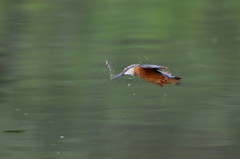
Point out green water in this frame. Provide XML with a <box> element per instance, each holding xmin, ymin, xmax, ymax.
<box><xmin>0</xmin><ymin>1</ymin><xmax>240</xmax><ymax>159</ymax></box>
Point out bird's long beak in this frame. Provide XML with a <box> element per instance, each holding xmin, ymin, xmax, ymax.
<box><xmin>111</xmin><ymin>71</ymin><xmax>124</xmax><ymax>80</ymax></box>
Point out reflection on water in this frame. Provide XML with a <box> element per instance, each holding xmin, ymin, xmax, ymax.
<box><xmin>0</xmin><ymin>0</ymin><xmax>240</xmax><ymax>159</ymax></box>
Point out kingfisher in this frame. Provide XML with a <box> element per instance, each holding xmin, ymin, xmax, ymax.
<box><xmin>111</xmin><ymin>64</ymin><xmax>181</xmax><ymax>87</ymax></box>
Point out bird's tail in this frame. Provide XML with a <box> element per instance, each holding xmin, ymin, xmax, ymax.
<box><xmin>166</xmin><ymin>76</ymin><xmax>182</xmax><ymax>86</ymax></box>
<box><xmin>174</xmin><ymin>76</ymin><xmax>181</xmax><ymax>80</ymax></box>
<box><xmin>174</xmin><ymin>76</ymin><xmax>181</xmax><ymax>86</ymax></box>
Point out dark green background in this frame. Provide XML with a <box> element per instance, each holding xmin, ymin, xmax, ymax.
<box><xmin>0</xmin><ymin>0</ymin><xmax>240</xmax><ymax>159</ymax></box>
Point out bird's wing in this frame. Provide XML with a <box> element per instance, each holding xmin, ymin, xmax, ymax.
<box><xmin>138</xmin><ymin>64</ymin><xmax>168</xmax><ymax>70</ymax></box>
<box><xmin>139</xmin><ymin>64</ymin><xmax>174</xmax><ymax>77</ymax></box>
<box><xmin>157</xmin><ymin>70</ymin><xmax>173</xmax><ymax>77</ymax></box>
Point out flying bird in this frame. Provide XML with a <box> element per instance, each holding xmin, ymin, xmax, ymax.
<box><xmin>111</xmin><ymin>64</ymin><xmax>181</xmax><ymax>87</ymax></box>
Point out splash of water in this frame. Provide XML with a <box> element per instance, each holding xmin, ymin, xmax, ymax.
<box><xmin>105</xmin><ymin>60</ymin><xmax>115</xmax><ymax>79</ymax></box>
<box><xmin>143</xmin><ymin>56</ymin><xmax>149</xmax><ymax>60</ymax></box>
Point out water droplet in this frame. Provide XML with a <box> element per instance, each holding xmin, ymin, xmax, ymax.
<box><xmin>15</xmin><ymin>108</ymin><xmax>20</xmax><ymax>111</ymax></box>
<box><xmin>127</xmin><ymin>83</ymin><xmax>131</xmax><ymax>86</ymax></box>
<box><xmin>144</xmin><ymin>56</ymin><xmax>149</xmax><ymax>60</ymax></box>
<box><xmin>23</xmin><ymin>113</ymin><xmax>28</xmax><ymax>116</ymax></box>
<box><xmin>60</xmin><ymin>136</ymin><xmax>64</xmax><ymax>139</ymax></box>
<box><xmin>133</xmin><ymin>93</ymin><xmax>136</xmax><ymax>95</ymax></box>
<box><xmin>211</xmin><ymin>37</ymin><xmax>218</xmax><ymax>43</ymax></box>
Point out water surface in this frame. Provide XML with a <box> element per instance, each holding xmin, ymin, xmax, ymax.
<box><xmin>0</xmin><ymin>1</ymin><xmax>240</xmax><ymax>159</ymax></box>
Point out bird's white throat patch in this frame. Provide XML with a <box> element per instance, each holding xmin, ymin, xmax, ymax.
<box><xmin>124</xmin><ymin>67</ymin><xmax>135</xmax><ymax>75</ymax></box>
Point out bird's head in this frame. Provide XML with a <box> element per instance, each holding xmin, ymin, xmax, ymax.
<box><xmin>111</xmin><ymin>64</ymin><xmax>138</xmax><ymax>80</ymax></box>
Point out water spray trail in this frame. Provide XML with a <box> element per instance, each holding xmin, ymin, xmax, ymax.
<box><xmin>105</xmin><ymin>60</ymin><xmax>115</xmax><ymax>79</ymax></box>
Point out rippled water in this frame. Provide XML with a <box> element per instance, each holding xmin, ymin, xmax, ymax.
<box><xmin>0</xmin><ymin>1</ymin><xmax>240</xmax><ymax>159</ymax></box>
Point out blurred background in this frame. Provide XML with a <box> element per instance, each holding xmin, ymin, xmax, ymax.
<box><xmin>0</xmin><ymin>0</ymin><xmax>240</xmax><ymax>159</ymax></box>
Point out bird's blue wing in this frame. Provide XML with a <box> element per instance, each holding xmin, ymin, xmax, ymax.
<box><xmin>157</xmin><ymin>70</ymin><xmax>175</xmax><ymax>78</ymax></box>
<box><xmin>138</xmin><ymin>65</ymin><xmax>166</xmax><ymax>69</ymax></box>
